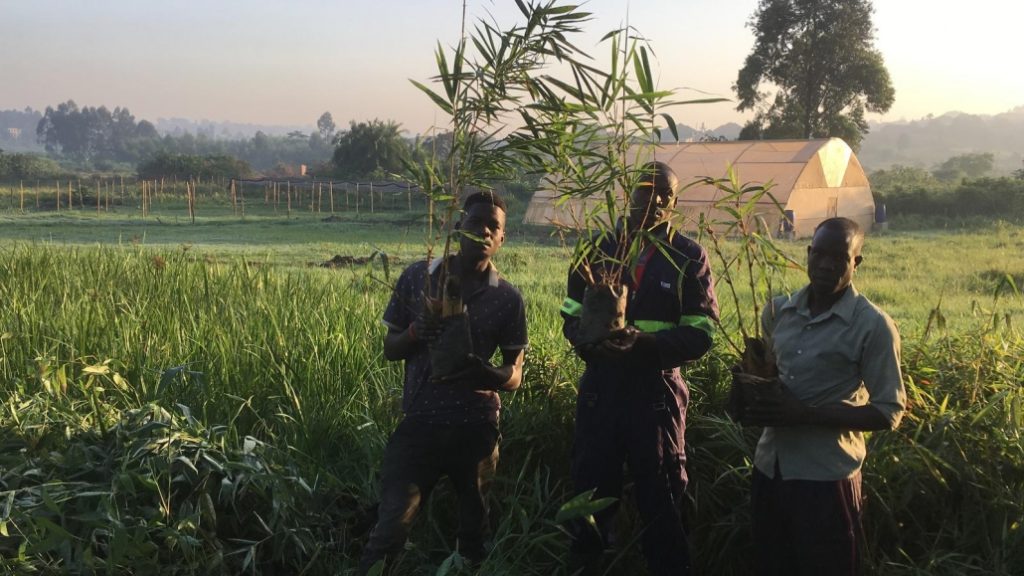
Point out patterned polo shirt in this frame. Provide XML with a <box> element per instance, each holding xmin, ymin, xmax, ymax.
<box><xmin>755</xmin><ymin>284</ymin><xmax>905</xmax><ymax>481</ymax></box>
<box><xmin>382</xmin><ymin>257</ymin><xmax>528</xmax><ymax>425</ymax></box>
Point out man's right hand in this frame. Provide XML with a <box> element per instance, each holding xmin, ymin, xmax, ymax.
<box><xmin>410</xmin><ymin>312</ymin><xmax>443</xmax><ymax>343</ymax></box>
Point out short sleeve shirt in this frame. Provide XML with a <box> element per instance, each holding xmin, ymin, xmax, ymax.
<box><xmin>382</xmin><ymin>258</ymin><xmax>528</xmax><ymax>424</ymax></box>
<box><xmin>754</xmin><ymin>285</ymin><xmax>905</xmax><ymax>481</ymax></box>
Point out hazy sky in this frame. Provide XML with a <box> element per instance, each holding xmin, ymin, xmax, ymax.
<box><xmin>2</xmin><ymin>0</ymin><xmax>1021</xmax><ymax>134</ymax></box>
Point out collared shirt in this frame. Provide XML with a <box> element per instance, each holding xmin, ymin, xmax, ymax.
<box><xmin>382</xmin><ymin>257</ymin><xmax>528</xmax><ymax>425</ymax></box>
<box><xmin>559</xmin><ymin>224</ymin><xmax>719</xmax><ymax>373</ymax></box>
<box><xmin>755</xmin><ymin>284</ymin><xmax>905</xmax><ymax>481</ymax></box>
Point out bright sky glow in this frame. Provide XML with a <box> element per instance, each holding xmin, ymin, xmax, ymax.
<box><xmin>1</xmin><ymin>0</ymin><xmax>1021</xmax><ymax>134</ymax></box>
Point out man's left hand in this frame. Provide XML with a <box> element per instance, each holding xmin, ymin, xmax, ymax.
<box><xmin>431</xmin><ymin>354</ymin><xmax>493</xmax><ymax>390</ymax></box>
<box><xmin>597</xmin><ymin>326</ymin><xmax>639</xmax><ymax>357</ymax></box>
<box><xmin>743</xmin><ymin>381</ymin><xmax>810</xmax><ymax>427</ymax></box>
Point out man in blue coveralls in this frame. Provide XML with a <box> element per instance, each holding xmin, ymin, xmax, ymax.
<box><xmin>560</xmin><ymin>161</ymin><xmax>719</xmax><ymax>576</ymax></box>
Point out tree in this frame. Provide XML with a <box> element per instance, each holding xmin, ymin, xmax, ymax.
<box><xmin>316</xmin><ymin>112</ymin><xmax>336</xmax><ymax>140</ymax></box>
<box><xmin>932</xmin><ymin>152</ymin><xmax>994</xmax><ymax>182</ymax></box>
<box><xmin>869</xmin><ymin>165</ymin><xmax>938</xmax><ymax>195</ymax></box>
<box><xmin>1014</xmin><ymin>159</ymin><xmax>1024</xmax><ymax>180</ymax></box>
<box><xmin>734</xmin><ymin>0</ymin><xmax>894</xmax><ymax>150</ymax></box>
<box><xmin>35</xmin><ymin>100</ymin><xmax>161</xmax><ymax>164</ymax></box>
<box><xmin>331</xmin><ymin>119</ymin><xmax>411</xmax><ymax>178</ymax></box>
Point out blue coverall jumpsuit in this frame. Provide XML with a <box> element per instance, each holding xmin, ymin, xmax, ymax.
<box><xmin>560</xmin><ymin>224</ymin><xmax>719</xmax><ymax>576</ymax></box>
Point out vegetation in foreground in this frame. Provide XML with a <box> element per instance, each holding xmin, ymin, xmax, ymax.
<box><xmin>0</xmin><ymin>219</ymin><xmax>1021</xmax><ymax>574</ymax></box>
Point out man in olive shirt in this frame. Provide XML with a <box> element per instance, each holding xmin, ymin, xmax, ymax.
<box><xmin>738</xmin><ymin>217</ymin><xmax>905</xmax><ymax>576</ymax></box>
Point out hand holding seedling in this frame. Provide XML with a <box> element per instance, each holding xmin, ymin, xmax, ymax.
<box><xmin>431</xmin><ymin>353</ymin><xmax>514</xmax><ymax>392</ymax></box>
<box><xmin>727</xmin><ymin>369</ymin><xmax>782</xmax><ymax>424</ymax></box>
<box><xmin>575</xmin><ymin>326</ymin><xmax>641</xmax><ymax>360</ymax></box>
<box><xmin>742</xmin><ymin>380</ymin><xmax>809</xmax><ymax>427</ymax></box>
<box><xmin>410</xmin><ymin>312</ymin><xmax>443</xmax><ymax>343</ymax></box>
<box><xmin>383</xmin><ymin>313</ymin><xmax>446</xmax><ymax>361</ymax></box>
<box><xmin>600</xmin><ymin>326</ymin><xmax>640</xmax><ymax>357</ymax></box>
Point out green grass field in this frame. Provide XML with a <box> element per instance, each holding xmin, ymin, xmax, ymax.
<box><xmin>0</xmin><ymin>209</ymin><xmax>1021</xmax><ymax>574</ymax></box>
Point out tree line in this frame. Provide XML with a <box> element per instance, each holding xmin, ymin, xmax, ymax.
<box><xmin>16</xmin><ymin>102</ymin><xmax>458</xmax><ymax>183</ymax></box>
<box><xmin>871</xmin><ymin>153</ymin><xmax>1024</xmax><ymax>221</ymax></box>
<box><xmin>12</xmin><ymin>0</ymin><xmax>1023</xmax><ymax>208</ymax></box>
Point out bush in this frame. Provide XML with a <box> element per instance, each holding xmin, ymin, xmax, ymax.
<box><xmin>0</xmin><ymin>151</ymin><xmax>62</xmax><ymax>180</ymax></box>
<box><xmin>137</xmin><ymin>152</ymin><xmax>252</xmax><ymax>180</ymax></box>
<box><xmin>876</xmin><ymin>177</ymin><xmax>1024</xmax><ymax>221</ymax></box>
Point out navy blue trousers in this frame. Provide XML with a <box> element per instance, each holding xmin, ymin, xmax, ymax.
<box><xmin>752</xmin><ymin>465</ymin><xmax>863</xmax><ymax>576</ymax></box>
<box><xmin>570</xmin><ymin>364</ymin><xmax>692</xmax><ymax>576</ymax></box>
<box><xmin>359</xmin><ymin>418</ymin><xmax>499</xmax><ymax>574</ymax></box>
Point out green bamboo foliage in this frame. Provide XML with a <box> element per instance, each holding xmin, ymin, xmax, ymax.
<box><xmin>692</xmin><ymin>167</ymin><xmax>803</xmax><ymax>357</ymax></box>
<box><xmin>406</xmin><ymin>0</ymin><xmax>605</xmax><ymax>296</ymax></box>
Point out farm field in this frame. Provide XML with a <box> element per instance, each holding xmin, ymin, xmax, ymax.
<box><xmin>0</xmin><ymin>211</ymin><xmax>1021</xmax><ymax>575</ymax></box>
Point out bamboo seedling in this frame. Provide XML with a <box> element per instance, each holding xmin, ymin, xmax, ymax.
<box><xmin>505</xmin><ymin>18</ymin><xmax>726</xmax><ymax>346</ymax></box>
<box><xmin>406</xmin><ymin>0</ymin><xmax>652</xmax><ymax>375</ymax></box>
<box><xmin>693</xmin><ymin>167</ymin><xmax>802</xmax><ymax>411</ymax></box>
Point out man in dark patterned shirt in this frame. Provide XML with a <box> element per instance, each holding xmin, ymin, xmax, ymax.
<box><xmin>359</xmin><ymin>191</ymin><xmax>528</xmax><ymax>574</ymax></box>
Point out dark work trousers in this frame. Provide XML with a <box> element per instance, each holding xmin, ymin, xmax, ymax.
<box><xmin>359</xmin><ymin>418</ymin><xmax>500</xmax><ymax>575</ymax></box>
<box><xmin>570</xmin><ymin>363</ymin><xmax>691</xmax><ymax>576</ymax></box>
<box><xmin>752</xmin><ymin>464</ymin><xmax>863</xmax><ymax>576</ymax></box>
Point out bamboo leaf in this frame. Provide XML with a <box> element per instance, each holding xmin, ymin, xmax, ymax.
<box><xmin>409</xmin><ymin>80</ymin><xmax>454</xmax><ymax>115</ymax></box>
<box><xmin>555</xmin><ymin>489</ymin><xmax>617</xmax><ymax>524</ymax></box>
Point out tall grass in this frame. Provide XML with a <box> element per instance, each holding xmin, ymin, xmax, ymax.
<box><xmin>0</xmin><ymin>237</ymin><xmax>1021</xmax><ymax>574</ymax></box>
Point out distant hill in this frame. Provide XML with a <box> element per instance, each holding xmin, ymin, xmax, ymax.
<box><xmin>154</xmin><ymin>118</ymin><xmax>313</xmax><ymax>139</ymax></box>
<box><xmin>858</xmin><ymin>106</ymin><xmax>1024</xmax><ymax>174</ymax></box>
<box><xmin>663</xmin><ymin>122</ymin><xmax>742</xmax><ymax>142</ymax></box>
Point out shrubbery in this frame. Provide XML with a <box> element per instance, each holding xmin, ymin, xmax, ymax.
<box><xmin>137</xmin><ymin>152</ymin><xmax>252</xmax><ymax>180</ymax></box>
<box><xmin>875</xmin><ymin>176</ymin><xmax>1024</xmax><ymax>221</ymax></box>
<box><xmin>0</xmin><ymin>150</ymin><xmax>62</xmax><ymax>180</ymax></box>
